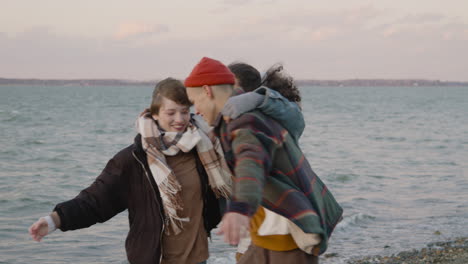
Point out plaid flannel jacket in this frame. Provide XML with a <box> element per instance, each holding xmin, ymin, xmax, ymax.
<box><xmin>214</xmin><ymin>106</ymin><xmax>343</xmax><ymax>255</ymax></box>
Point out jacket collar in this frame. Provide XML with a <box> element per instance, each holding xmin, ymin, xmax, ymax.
<box><xmin>213</xmin><ymin>87</ymin><xmax>245</xmax><ymax>134</ymax></box>
<box><xmin>133</xmin><ymin>134</ymin><xmax>147</xmax><ymax>160</ymax></box>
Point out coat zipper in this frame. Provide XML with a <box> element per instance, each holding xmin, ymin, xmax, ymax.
<box><xmin>132</xmin><ymin>151</ymin><xmax>165</xmax><ymax>263</ymax></box>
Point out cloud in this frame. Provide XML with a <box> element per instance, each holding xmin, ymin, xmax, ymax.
<box><xmin>341</xmin><ymin>5</ymin><xmax>384</xmax><ymax>25</ymax></box>
<box><xmin>396</xmin><ymin>13</ymin><xmax>446</xmax><ymax>24</ymax></box>
<box><xmin>1</xmin><ymin>6</ymin><xmax>468</xmax><ymax>81</ymax></box>
<box><xmin>114</xmin><ymin>22</ymin><xmax>169</xmax><ymax>40</ymax></box>
<box><xmin>221</xmin><ymin>0</ymin><xmax>277</xmax><ymax>6</ymax></box>
<box><xmin>222</xmin><ymin>0</ymin><xmax>254</xmax><ymax>5</ymax></box>
<box><xmin>211</xmin><ymin>0</ymin><xmax>278</xmax><ymax>13</ymax></box>
<box><xmin>219</xmin><ymin>5</ymin><xmax>385</xmax><ymax>43</ymax></box>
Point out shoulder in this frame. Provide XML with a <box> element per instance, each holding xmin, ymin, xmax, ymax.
<box><xmin>227</xmin><ymin>111</ymin><xmax>287</xmax><ymax>144</ymax></box>
<box><xmin>104</xmin><ymin>143</ymin><xmax>138</xmax><ymax>174</ymax></box>
<box><xmin>227</xmin><ymin>110</ymin><xmax>275</xmax><ymax>132</ymax></box>
<box><xmin>114</xmin><ymin>142</ymin><xmax>137</xmax><ymax>160</ymax></box>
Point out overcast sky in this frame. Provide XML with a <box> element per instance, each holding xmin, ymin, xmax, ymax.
<box><xmin>1</xmin><ymin>0</ymin><xmax>467</xmax><ymax>81</ymax></box>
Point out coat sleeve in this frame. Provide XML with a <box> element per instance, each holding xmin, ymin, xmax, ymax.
<box><xmin>54</xmin><ymin>155</ymin><xmax>129</xmax><ymax>231</ymax></box>
<box><xmin>226</xmin><ymin>114</ymin><xmax>275</xmax><ymax>217</ymax></box>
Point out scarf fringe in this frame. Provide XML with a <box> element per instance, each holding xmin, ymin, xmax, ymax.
<box><xmin>211</xmin><ymin>185</ymin><xmax>232</xmax><ymax>199</ymax></box>
<box><xmin>157</xmin><ymin>173</ymin><xmax>189</xmax><ymax>235</ymax></box>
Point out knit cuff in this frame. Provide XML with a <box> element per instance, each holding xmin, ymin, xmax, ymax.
<box><xmin>41</xmin><ymin>215</ymin><xmax>57</xmax><ymax>234</ymax></box>
<box><xmin>227</xmin><ymin>201</ymin><xmax>253</xmax><ymax>216</ymax></box>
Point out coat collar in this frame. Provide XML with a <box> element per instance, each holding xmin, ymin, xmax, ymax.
<box><xmin>213</xmin><ymin>87</ymin><xmax>245</xmax><ymax>133</ymax></box>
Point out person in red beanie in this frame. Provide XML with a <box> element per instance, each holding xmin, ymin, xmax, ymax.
<box><xmin>185</xmin><ymin>57</ymin><xmax>343</xmax><ymax>264</ymax></box>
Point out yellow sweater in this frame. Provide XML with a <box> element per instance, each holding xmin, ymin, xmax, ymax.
<box><xmin>249</xmin><ymin>207</ymin><xmax>298</xmax><ymax>251</ymax></box>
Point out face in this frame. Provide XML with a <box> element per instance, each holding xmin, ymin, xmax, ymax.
<box><xmin>152</xmin><ymin>97</ymin><xmax>190</xmax><ymax>132</ymax></box>
<box><xmin>186</xmin><ymin>87</ymin><xmax>217</xmax><ymax>126</ymax></box>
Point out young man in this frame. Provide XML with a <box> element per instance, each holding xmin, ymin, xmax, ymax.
<box><xmin>185</xmin><ymin>57</ymin><xmax>343</xmax><ymax>264</ymax></box>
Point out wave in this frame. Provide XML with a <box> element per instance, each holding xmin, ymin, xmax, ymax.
<box><xmin>336</xmin><ymin>213</ymin><xmax>376</xmax><ymax>232</ymax></box>
<box><xmin>24</xmin><ymin>139</ymin><xmax>45</xmax><ymax>145</ymax></box>
<box><xmin>1</xmin><ymin>110</ymin><xmax>21</xmax><ymax>121</ymax></box>
<box><xmin>327</xmin><ymin>173</ymin><xmax>360</xmax><ymax>183</ymax></box>
<box><xmin>368</xmin><ymin>135</ymin><xmax>407</xmax><ymax>142</ymax></box>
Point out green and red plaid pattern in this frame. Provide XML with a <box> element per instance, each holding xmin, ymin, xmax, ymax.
<box><xmin>214</xmin><ymin>110</ymin><xmax>343</xmax><ymax>255</ymax></box>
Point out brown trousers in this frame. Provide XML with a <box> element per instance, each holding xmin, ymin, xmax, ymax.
<box><xmin>238</xmin><ymin>244</ymin><xmax>319</xmax><ymax>264</ymax></box>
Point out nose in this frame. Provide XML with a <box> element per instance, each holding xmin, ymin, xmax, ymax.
<box><xmin>175</xmin><ymin>113</ymin><xmax>184</xmax><ymax>122</ymax></box>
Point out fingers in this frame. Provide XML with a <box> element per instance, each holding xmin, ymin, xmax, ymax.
<box><xmin>218</xmin><ymin>213</ymin><xmax>249</xmax><ymax>245</ymax></box>
<box><xmin>29</xmin><ymin>219</ymin><xmax>47</xmax><ymax>242</ymax></box>
<box><xmin>228</xmin><ymin>222</ymin><xmax>240</xmax><ymax>245</ymax></box>
<box><xmin>29</xmin><ymin>222</ymin><xmax>39</xmax><ymax>235</ymax></box>
<box><xmin>218</xmin><ymin>215</ymin><xmax>235</xmax><ymax>244</ymax></box>
<box><xmin>29</xmin><ymin>223</ymin><xmax>40</xmax><ymax>241</ymax></box>
<box><xmin>216</xmin><ymin>220</ymin><xmax>225</xmax><ymax>236</ymax></box>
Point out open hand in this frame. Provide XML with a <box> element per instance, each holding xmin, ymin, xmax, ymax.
<box><xmin>29</xmin><ymin>218</ymin><xmax>49</xmax><ymax>242</ymax></box>
<box><xmin>217</xmin><ymin>212</ymin><xmax>250</xmax><ymax>245</ymax></box>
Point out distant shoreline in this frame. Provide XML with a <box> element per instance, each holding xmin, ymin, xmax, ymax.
<box><xmin>1</xmin><ymin>78</ymin><xmax>467</xmax><ymax>87</ymax></box>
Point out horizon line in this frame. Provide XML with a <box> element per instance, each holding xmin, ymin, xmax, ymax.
<box><xmin>2</xmin><ymin>77</ymin><xmax>468</xmax><ymax>83</ymax></box>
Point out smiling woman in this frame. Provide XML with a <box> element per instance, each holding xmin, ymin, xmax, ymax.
<box><xmin>28</xmin><ymin>77</ymin><xmax>233</xmax><ymax>264</ymax></box>
<box><xmin>150</xmin><ymin>78</ymin><xmax>191</xmax><ymax>132</ymax></box>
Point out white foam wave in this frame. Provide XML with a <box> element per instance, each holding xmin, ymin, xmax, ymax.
<box><xmin>336</xmin><ymin>213</ymin><xmax>376</xmax><ymax>231</ymax></box>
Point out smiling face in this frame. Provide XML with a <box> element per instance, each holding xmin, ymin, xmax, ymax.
<box><xmin>152</xmin><ymin>97</ymin><xmax>190</xmax><ymax>132</ymax></box>
<box><xmin>186</xmin><ymin>87</ymin><xmax>218</xmax><ymax>126</ymax></box>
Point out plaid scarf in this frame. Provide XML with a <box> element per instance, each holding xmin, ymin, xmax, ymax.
<box><xmin>136</xmin><ymin>113</ymin><xmax>232</xmax><ymax>235</ymax></box>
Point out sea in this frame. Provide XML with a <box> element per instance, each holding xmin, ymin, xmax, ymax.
<box><xmin>1</xmin><ymin>85</ymin><xmax>467</xmax><ymax>263</ymax></box>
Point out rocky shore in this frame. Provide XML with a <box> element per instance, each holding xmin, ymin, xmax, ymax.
<box><xmin>345</xmin><ymin>237</ymin><xmax>468</xmax><ymax>264</ymax></box>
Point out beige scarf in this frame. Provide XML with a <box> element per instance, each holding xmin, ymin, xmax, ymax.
<box><xmin>136</xmin><ymin>113</ymin><xmax>232</xmax><ymax>235</ymax></box>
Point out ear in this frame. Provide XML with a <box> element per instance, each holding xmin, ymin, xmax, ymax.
<box><xmin>152</xmin><ymin>114</ymin><xmax>158</xmax><ymax>120</ymax></box>
<box><xmin>202</xmin><ymin>85</ymin><xmax>214</xmax><ymax>98</ymax></box>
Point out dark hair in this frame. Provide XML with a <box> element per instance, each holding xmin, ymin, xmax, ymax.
<box><xmin>228</xmin><ymin>62</ymin><xmax>261</xmax><ymax>92</ymax></box>
<box><xmin>261</xmin><ymin>64</ymin><xmax>301</xmax><ymax>104</ymax></box>
<box><xmin>150</xmin><ymin>78</ymin><xmax>191</xmax><ymax>115</ymax></box>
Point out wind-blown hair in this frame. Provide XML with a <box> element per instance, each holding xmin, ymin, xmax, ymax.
<box><xmin>261</xmin><ymin>64</ymin><xmax>301</xmax><ymax>104</ymax></box>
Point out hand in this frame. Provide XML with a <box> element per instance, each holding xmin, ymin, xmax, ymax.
<box><xmin>217</xmin><ymin>212</ymin><xmax>250</xmax><ymax>245</ymax></box>
<box><xmin>29</xmin><ymin>218</ymin><xmax>49</xmax><ymax>242</ymax></box>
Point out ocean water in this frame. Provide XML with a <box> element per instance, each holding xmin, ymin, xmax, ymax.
<box><xmin>1</xmin><ymin>85</ymin><xmax>467</xmax><ymax>263</ymax></box>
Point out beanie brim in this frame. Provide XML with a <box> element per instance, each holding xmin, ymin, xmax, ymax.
<box><xmin>184</xmin><ymin>73</ymin><xmax>235</xmax><ymax>87</ymax></box>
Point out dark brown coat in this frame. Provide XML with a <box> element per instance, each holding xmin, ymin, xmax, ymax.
<box><xmin>54</xmin><ymin>134</ymin><xmax>222</xmax><ymax>263</ymax></box>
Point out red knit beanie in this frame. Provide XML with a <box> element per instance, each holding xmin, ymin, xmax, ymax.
<box><xmin>184</xmin><ymin>57</ymin><xmax>235</xmax><ymax>87</ymax></box>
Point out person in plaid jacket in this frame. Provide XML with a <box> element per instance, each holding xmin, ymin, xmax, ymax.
<box><xmin>185</xmin><ymin>57</ymin><xmax>343</xmax><ymax>264</ymax></box>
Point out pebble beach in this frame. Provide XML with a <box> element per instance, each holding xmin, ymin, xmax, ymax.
<box><xmin>345</xmin><ymin>237</ymin><xmax>468</xmax><ymax>264</ymax></box>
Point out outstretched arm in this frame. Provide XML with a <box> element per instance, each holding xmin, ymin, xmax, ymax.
<box><xmin>28</xmin><ymin>156</ymin><xmax>128</xmax><ymax>241</ymax></box>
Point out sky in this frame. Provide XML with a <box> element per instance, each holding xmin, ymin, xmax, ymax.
<box><xmin>1</xmin><ymin>0</ymin><xmax>468</xmax><ymax>81</ymax></box>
